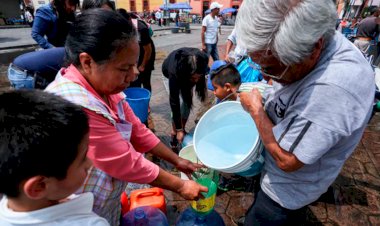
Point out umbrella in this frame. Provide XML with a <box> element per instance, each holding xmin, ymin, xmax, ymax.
<box><xmin>159</xmin><ymin>2</ymin><xmax>192</xmax><ymax>10</ymax></box>
<box><xmin>171</xmin><ymin>2</ymin><xmax>192</xmax><ymax>10</ymax></box>
<box><xmin>221</xmin><ymin>7</ymin><xmax>237</xmax><ymax>14</ymax></box>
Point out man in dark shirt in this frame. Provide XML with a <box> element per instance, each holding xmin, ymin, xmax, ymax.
<box><xmin>130</xmin><ymin>17</ymin><xmax>156</xmax><ymax>93</ymax></box>
<box><xmin>354</xmin><ymin>7</ymin><xmax>380</xmax><ymax>53</ymax></box>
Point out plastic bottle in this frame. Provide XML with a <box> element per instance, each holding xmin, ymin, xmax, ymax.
<box><xmin>176</xmin><ymin>207</ymin><xmax>225</xmax><ymax>226</ymax></box>
<box><xmin>122</xmin><ymin>206</ymin><xmax>169</xmax><ymax>226</ymax></box>
<box><xmin>176</xmin><ymin>178</ymin><xmax>225</xmax><ymax>226</ymax></box>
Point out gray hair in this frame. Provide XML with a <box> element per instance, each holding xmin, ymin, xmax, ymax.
<box><xmin>236</xmin><ymin>0</ymin><xmax>337</xmax><ymax>65</ymax></box>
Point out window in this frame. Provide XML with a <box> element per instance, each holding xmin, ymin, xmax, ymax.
<box><xmin>143</xmin><ymin>0</ymin><xmax>149</xmax><ymax>11</ymax></box>
<box><xmin>130</xmin><ymin>0</ymin><xmax>136</xmax><ymax>12</ymax></box>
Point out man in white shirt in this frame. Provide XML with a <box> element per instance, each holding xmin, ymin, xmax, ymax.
<box><xmin>155</xmin><ymin>10</ymin><xmax>162</xmax><ymax>26</ymax></box>
<box><xmin>201</xmin><ymin>2</ymin><xmax>223</xmax><ymax>61</ymax></box>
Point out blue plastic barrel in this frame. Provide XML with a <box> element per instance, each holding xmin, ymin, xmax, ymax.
<box><xmin>122</xmin><ymin>206</ymin><xmax>169</xmax><ymax>226</ymax></box>
<box><xmin>176</xmin><ymin>207</ymin><xmax>225</xmax><ymax>226</ymax></box>
<box><xmin>123</xmin><ymin>88</ymin><xmax>151</xmax><ymax>123</ymax></box>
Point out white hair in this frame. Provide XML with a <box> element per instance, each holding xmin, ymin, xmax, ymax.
<box><xmin>236</xmin><ymin>0</ymin><xmax>337</xmax><ymax>65</ymax></box>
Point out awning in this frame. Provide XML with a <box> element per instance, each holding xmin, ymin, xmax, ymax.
<box><xmin>221</xmin><ymin>7</ymin><xmax>237</xmax><ymax>14</ymax></box>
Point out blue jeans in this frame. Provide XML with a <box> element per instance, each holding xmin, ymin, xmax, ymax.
<box><xmin>244</xmin><ymin>189</ymin><xmax>307</xmax><ymax>226</ymax></box>
<box><xmin>7</xmin><ymin>63</ymin><xmax>35</xmax><ymax>89</ymax></box>
<box><xmin>205</xmin><ymin>43</ymin><xmax>219</xmax><ymax>61</ymax></box>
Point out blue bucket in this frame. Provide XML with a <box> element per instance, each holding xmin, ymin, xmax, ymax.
<box><xmin>193</xmin><ymin>101</ymin><xmax>264</xmax><ymax>177</ymax></box>
<box><xmin>123</xmin><ymin>88</ymin><xmax>151</xmax><ymax>123</ymax></box>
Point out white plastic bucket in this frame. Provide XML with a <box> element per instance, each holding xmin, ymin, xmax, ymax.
<box><xmin>193</xmin><ymin>101</ymin><xmax>264</xmax><ymax>176</ymax></box>
<box><xmin>178</xmin><ymin>145</ymin><xmax>219</xmax><ymax>182</ymax></box>
<box><xmin>179</xmin><ymin>145</ymin><xmax>199</xmax><ymax>180</ymax></box>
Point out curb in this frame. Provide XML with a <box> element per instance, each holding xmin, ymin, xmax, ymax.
<box><xmin>0</xmin><ymin>25</ymin><xmax>30</xmax><ymax>29</ymax></box>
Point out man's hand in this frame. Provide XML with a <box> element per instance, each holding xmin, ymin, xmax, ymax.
<box><xmin>177</xmin><ymin>180</ymin><xmax>208</xmax><ymax>200</ymax></box>
<box><xmin>201</xmin><ymin>44</ymin><xmax>207</xmax><ymax>52</ymax></box>
<box><xmin>239</xmin><ymin>88</ymin><xmax>263</xmax><ymax>117</ymax></box>
<box><xmin>175</xmin><ymin>157</ymin><xmax>204</xmax><ymax>179</ymax></box>
<box><xmin>224</xmin><ymin>54</ymin><xmax>231</xmax><ymax>62</ymax></box>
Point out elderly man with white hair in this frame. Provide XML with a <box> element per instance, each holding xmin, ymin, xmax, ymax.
<box><xmin>236</xmin><ymin>0</ymin><xmax>375</xmax><ymax>225</ymax></box>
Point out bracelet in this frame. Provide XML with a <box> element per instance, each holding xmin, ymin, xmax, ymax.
<box><xmin>176</xmin><ymin>128</ymin><xmax>184</xmax><ymax>132</ymax></box>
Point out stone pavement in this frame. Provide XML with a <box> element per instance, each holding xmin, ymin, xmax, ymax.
<box><xmin>0</xmin><ymin>43</ymin><xmax>379</xmax><ymax>226</ymax></box>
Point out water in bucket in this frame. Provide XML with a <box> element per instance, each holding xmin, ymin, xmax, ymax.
<box><xmin>194</xmin><ymin>101</ymin><xmax>264</xmax><ymax>176</ymax></box>
<box><xmin>123</xmin><ymin>88</ymin><xmax>151</xmax><ymax>123</ymax></box>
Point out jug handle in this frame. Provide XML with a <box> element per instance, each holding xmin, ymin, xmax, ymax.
<box><xmin>136</xmin><ymin>188</ymin><xmax>163</xmax><ymax>198</ymax></box>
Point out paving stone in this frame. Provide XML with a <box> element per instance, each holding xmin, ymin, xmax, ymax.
<box><xmin>214</xmin><ymin>192</ymin><xmax>230</xmax><ymax>214</ymax></box>
<box><xmin>164</xmin><ymin>189</ymin><xmax>186</xmax><ymax>202</ymax></box>
<box><xmin>353</xmin><ymin>173</ymin><xmax>380</xmax><ymax>191</ymax></box>
<box><xmin>326</xmin><ymin>204</ymin><xmax>369</xmax><ymax>226</ymax></box>
<box><xmin>350</xmin><ymin>147</ymin><xmax>372</xmax><ymax>163</ymax></box>
<box><xmin>226</xmin><ymin>193</ymin><xmax>253</xmax><ymax>223</ymax></box>
<box><xmin>341</xmin><ymin>157</ymin><xmax>365</xmax><ymax>175</ymax></box>
<box><xmin>368</xmin><ymin>215</ymin><xmax>380</xmax><ymax>226</ymax></box>
<box><xmin>308</xmin><ymin>202</ymin><xmax>328</xmax><ymax>221</ymax></box>
<box><xmin>219</xmin><ymin>213</ymin><xmax>235</xmax><ymax>226</ymax></box>
<box><xmin>364</xmin><ymin>162</ymin><xmax>380</xmax><ymax>178</ymax></box>
<box><xmin>166</xmin><ymin>200</ymin><xmax>189</xmax><ymax>225</ymax></box>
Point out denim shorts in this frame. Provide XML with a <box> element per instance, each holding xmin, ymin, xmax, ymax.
<box><xmin>7</xmin><ymin>63</ymin><xmax>35</xmax><ymax>89</ymax></box>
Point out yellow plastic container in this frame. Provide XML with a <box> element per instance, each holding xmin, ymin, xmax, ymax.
<box><xmin>191</xmin><ymin>178</ymin><xmax>217</xmax><ymax>216</ymax></box>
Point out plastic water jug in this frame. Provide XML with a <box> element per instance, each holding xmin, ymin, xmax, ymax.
<box><xmin>176</xmin><ymin>207</ymin><xmax>225</xmax><ymax>226</ymax></box>
<box><xmin>129</xmin><ymin>187</ymin><xmax>166</xmax><ymax>214</ymax></box>
<box><xmin>122</xmin><ymin>206</ymin><xmax>169</xmax><ymax>226</ymax></box>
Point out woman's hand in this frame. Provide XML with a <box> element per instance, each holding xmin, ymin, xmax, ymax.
<box><xmin>178</xmin><ymin>180</ymin><xmax>208</xmax><ymax>200</ymax></box>
<box><xmin>175</xmin><ymin>157</ymin><xmax>204</xmax><ymax>179</ymax></box>
<box><xmin>239</xmin><ymin>88</ymin><xmax>263</xmax><ymax>117</ymax></box>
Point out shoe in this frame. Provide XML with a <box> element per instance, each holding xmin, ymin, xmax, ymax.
<box><xmin>170</xmin><ymin>135</ymin><xmax>180</xmax><ymax>154</ymax></box>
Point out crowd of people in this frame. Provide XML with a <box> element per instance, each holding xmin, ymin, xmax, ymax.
<box><xmin>1</xmin><ymin>0</ymin><xmax>378</xmax><ymax>226</ymax></box>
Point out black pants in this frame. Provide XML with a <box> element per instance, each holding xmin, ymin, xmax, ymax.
<box><xmin>130</xmin><ymin>69</ymin><xmax>152</xmax><ymax>92</ymax></box>
<box><xmin>244</xmin><ymin>189</ymin><xmax>307</xmax><ymax>226</ymax></box>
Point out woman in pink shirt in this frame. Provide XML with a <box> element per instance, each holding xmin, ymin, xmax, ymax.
<box><xmin>46</xmin><ymin>9</ymin><xmax>207</xmax><ymax>226</ymax></box>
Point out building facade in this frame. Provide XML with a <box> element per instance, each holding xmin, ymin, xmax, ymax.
<box><xmin>117</xmin><ymin>0</ymin><xmax>242</xmax><ymax>15</ymax></box>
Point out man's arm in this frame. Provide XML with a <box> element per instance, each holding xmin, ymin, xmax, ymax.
<box><xmin>138</xmin><ymin>23</ymin><xmax>152</xmax><ymax>72</ymax></box>
<box><xmin>201</xmin><ymin>26</ymin><xmax>207</xmax><ymax>51</ymax></box>
<box><xmin>139</xmin><ymin>43</ymin><xmax>152</xmax><ymax>72</ymax></box>
<box><xmin>224</xmin><ymin>39</ymin><xmax>234</xmax><ymax>62</ymax></box>
<box><xmin>240</xmin><ymin>89</ymin><xmax>304</xmax><ymax>172</ymax></box>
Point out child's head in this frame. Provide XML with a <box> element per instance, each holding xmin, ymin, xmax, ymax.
<box><xmin>0</xmin><ymin>90</ymin><xmax>90</xmax><ymax>201</ymax></box>
<box><xmin>208</xmin><ymin>60</ymin><xmax>241</xmax><ymax>100</ymax></box>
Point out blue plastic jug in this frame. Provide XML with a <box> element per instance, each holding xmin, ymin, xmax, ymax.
<box><xmin>176</xmin><ymin>207</ymin><xmax>225</xmax><ymax>226</ymax></box>
<box><xmin>122</xmin><ymin>206</ymin><xmax>169</xmax><ymax>226</ymax></box>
